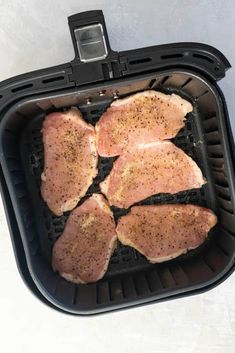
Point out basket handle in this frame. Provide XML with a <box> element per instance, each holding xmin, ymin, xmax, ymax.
<box><xmin>68</xmin><ymin>10</ymin><xmax>112</xmax><ymax>63</ymax></box>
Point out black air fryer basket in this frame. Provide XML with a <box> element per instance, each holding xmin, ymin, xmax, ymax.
<box><xmin>0</xmin><ymin>10</ymin><xmax>235</xmax><ymax>315</ymax></box>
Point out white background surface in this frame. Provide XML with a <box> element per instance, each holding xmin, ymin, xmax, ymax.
<box><xmin>0</xmin><ymin>1</ymin><xmax>235</xmax><ymax>352</ymax></box>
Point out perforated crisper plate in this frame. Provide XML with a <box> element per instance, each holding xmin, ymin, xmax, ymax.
<box><xmin>20</xmin><ymin>85</ymin><xmax>210</xmax><ymax>278</ymax></box>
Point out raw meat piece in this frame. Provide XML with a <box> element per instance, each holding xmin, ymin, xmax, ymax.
<box><xmin>52</xmin><ymin>194</ymin><xmax>117</xmax><ymax>284</ymax></box>
<box><xmin>117</xmin><ymin>204</ymin><xmax>217</xmax><ymax>263</ymax></box>
<box><xmin>41</xmin><ymin>108</ymin><xmax>98</xmax><ymax>216</ymax></box>
<box><xmin>100</xmin><ymin>141</ymin><xmax>206</xmax><ymax>208</ymax></box>
<box><xmin>96</xmin><ymin>90</ymin><xmax>193</xmax><ymax>157</ymax></box>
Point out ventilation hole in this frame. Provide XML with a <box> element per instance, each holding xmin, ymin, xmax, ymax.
<box><xmin>72</xmin><ymin>285</ymin><xmax>78</xmax><ymax>305</ymax></box>
<box><xmin>186</xmin><ymin>122</ymin><xmax>192</xmax><ymax>130</ymax></box>
<box><xmin>178</xmin><ymin>143</ymin><xmax>188</xmax><ymax>148</ymax></box>
<box><xmin>181</xmin><ymin>78</ymin><xmax>192</xmax><ymax>88</ymax></box>
<box><xmin>204</xmin><ymin>113</ymin><xmax>216</xmax><ymax>121</ymax></box>
<box><xmin>32</xmin><ymin>167</ymin><xmax>37</xmax><ymax>176</ymax></box>
<box><xmin>129</xmin><ymin>57</ymin><xmax>152</xmax><ymax>65</ymax></box>
<box><xmin>215</xmin><ymin>179</ymin><xmax>228</xmax><ymax>188</ymax></box>
<box><xmin>53</xmin><ymin>220</ymin><xmax>62</xmax><ymax>226</ymax></box>
<box><xmin>30</xmin><ymin>155</ymin><xmax>36</xmax><ymax>164</ymax></box>
<box><xmin>14</xmin><ymin>179</ymin><xmax>24</xmax><ymax>187</ymax></box>
<box><xmin>209</xmin><ymin>151</ymin><xmax>223</xmax><ymax>158</ymax></box>
<box><xmin>11</xmin><ymin>83</ymin><xmax>33</xmax><ymax>93</ymax></box>
<box><xmin>210</xmin><ymin>159</ymin><xmax>224</xmax><ymax>170</ymax></box>
<box><xmin>90</xmin><ymin>109</ymin><xmax>99</xmax><ymax>115</ymax></box>
<box><xmin>219</xmin><ymin>201</ymin><xmax>234</xmax><ymax>215</ymax></box>
<box><xmin>189</xmin><ymin>135</ymin><xmax>194</xmax><ymax>142</ymax></box>
<box><xmin>175</xmin><ymin>135</ymin><xmax>185</xmax><ymax>141</ymax></box>
<box><xmin>203</xmin><ymin>258</ymin><xmax>216</xmax><ymax>272</ymax></box>
<box><xmin>195</xmin><ymin>90</ymin><xmax>209</xmax><ymax>99</ymax></box>
<box><xmin>120</xmin><ymin>280</ymin><xmax>126</xmax><ymax>299</ymax></box>
<box><xmin>7</xmin><ymin>157</ymin><xmax>20</xmax><ymax>171</ymax></box>
<box><xmin>110</xmin><ymin>257</ymin><xmax>119</xmax><ymax>264</ymax></box>
<box><xmin>97</xmin><ymin>282</ymin><xmax>110</xmax><ymax>304</ymax></box>
<box><xmin>161</xmin><ymin>75</ymin><xmax>170</xmax><ymax>85</ymax></box>
<box><xmin>110</xmin><ymin>280</ymin><xmax>124</xmax><ymax>301</ymax></box>
<box><xmin>121</xmin><ymin>248</ymin><xmax>129</xmax><ymax>255</ymax></box>
<box><xmin>33</xmin><ymin>136</ymin><xmax>41</xmax><ymax>142</ymax></box>
<box><xmin>177</xmin><ymin>193</ymin><xmax>188</xmax><ymax>199</ymax></box>
<box><xmin>0</xmin><ymin>94</ymin><xmax>2</xmax><ymax>99</ymax></box>
<box><xmin>145</xmin><ymin>271</ymin><xmax>162</xmax><ymax>291</ymax></box>
<box><xmin>54</xmin><ymin>228</ymin><xmax>64</xmax><ymax>234</ymax></box>
<box><xmin>206</xmin><ymin>139</ymin><xmax>221</xmax><ymax>146</ymax></box>
<box><xmin>145</xmin><ymin>273</ymin><xmax>155</xmax><ymax>292</ymax></box>
<box><xmin>53</xmin><ymin>276</ymin><xmax>60</xmax><ymax>295</ymax></box>
<box><xmin>217</xmin><ymin>192</ymin><xmax>231</xmax><ymax>201</ymax></box>
<box><xmin>133</xmin><ymin>276</ymin><xmax>150</xmax><ymax>296</ymax></box>
<box><xmin>164</xmin><ymin>195</ymin><xmax>174</xmax><ymax>201</ymax></box>
<box><xmin>219</xmin><ymin>205</ymin><xmax>234</xmax><ymax>215</ymax></box>
<box><xmin>161</xmin><ymin>53</ymin><xmax>183</xmax><ymax>59</ymax></box>
<box><xmin>159</xmin><ymin>269</ymin><xmax>176</xmax><ymax>288</ymax></box>
<box><xmin>193</xmin><ymin>53</ymin><xmax>214</xmax><ymax>64</ymax></box>
<box><xmin>200</xmin><ymin>189</ymin><xmax>205</xmax><ymax>196</ymax></box>
<box><xmin>149</xmin><ymin>78</ymin><xmax>156</xmax><ymax>88</ymax></box>
<box><xmin>42</xmin><ymin>76</ymin><xmax>65</xmax><ymax>84</ymax></box>
<box><xmin>216</xmin><ymin>242</ymin><xmax>229</xmax><ymax>256</ymax></box>
<box><xmin>204</xmin><ymin>125</ymin><xmax>218</xmax><ymax>133</ymax></box>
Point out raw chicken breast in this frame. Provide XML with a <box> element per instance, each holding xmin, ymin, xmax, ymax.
<box><xmin>52</xmin><ymin>194</ymin><xmax>117</xmax><ymax>284</ymax></box>
<box><xmin>96</xmin><ymin>90</ymin><xmax>193</xmax><ymax>157</ymax></box>
<box><xmin>100</xmin><ymin>141</ymin><xmax>205</xmax><ymax>209</ymax></box>
<box><xmin>41</xmin><ymin>108</ymin><xmax>98</xmax><ymax>216</ymax></box>
<box><xmin>117</xmin><ymin>204</ymin><xmax>217</xmax><ymax>263</ymax></box>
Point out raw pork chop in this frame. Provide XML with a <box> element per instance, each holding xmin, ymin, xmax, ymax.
<box><xmin>41</xmin><ymin>108</ymin><xmax>98</xmax><ymax>216</ymax></box>
<box><xmin>52</xmin><ymin>194</ymin><xmax>117</xmax><ymax>284</ymax></box>
<box><xmin>96</xmin><ymin>90</ymin><xmax>193</xmax><ymax>157</ymax></box>
<box><xmin>117</xmin><ymin>204</ymin><xmax>217</xmax><ymax>263</ymax></box>
<box><xmin>100</xmin><ymin>141</ymin><xmax>205</xmax><ymax>209</ymax></box>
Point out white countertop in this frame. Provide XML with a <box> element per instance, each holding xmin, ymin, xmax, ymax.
<box><xmin>0</xmin><ymin>1</ymin><xmax>235</xmax><ymax>352</ymax></box>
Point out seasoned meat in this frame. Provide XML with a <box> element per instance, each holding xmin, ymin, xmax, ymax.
<box><xmin>96</xmin><ymin>90</ymin><xmax>193</xmax><ymax>157</ymax></box>
<box><xmin>41</xmin><ymin>108</ymin><xmax>98</xmax><ymax>216</ymax></box>
<box><xmin>100</xmin><ymin>141</ymin><xmax>205</xmax><ymax>209</ymax></box>
<box><xmin>117</xmin><ymin>204</ymin><xmax>217</xmax><ymax>263</ymax></box>
<box><xmin>52</xmin><ymin>194</ymin><xmax>117</xmax><ymax>284</ymax></box>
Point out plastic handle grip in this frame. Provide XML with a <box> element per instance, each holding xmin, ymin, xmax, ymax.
<box><xmin>68</xmin><ymin>10</ymin><xmax>112</xmax><ymax>62</ymax></box>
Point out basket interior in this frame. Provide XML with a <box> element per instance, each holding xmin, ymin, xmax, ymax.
<box><xmin>1</xmin><ymin>70</ymin><xmax>235</xmax><ymax>314</ymax></box>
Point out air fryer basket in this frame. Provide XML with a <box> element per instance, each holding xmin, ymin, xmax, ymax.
<box><xmin>0</xmin><ymin>11</ymin><xmax>234</xmax><ymax>314</ymax></box>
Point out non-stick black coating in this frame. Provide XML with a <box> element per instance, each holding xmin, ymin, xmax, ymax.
<box><xmin>1</xmin><ymin>70</ymin><xmax>234</xmax><ymax>314</ymax></box>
